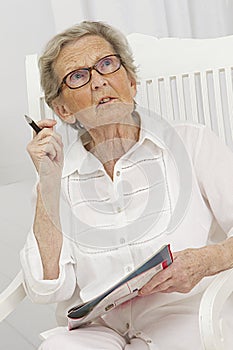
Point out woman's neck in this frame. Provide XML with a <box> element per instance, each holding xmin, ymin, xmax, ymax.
<box><xmin>85</xmin><ymin>114</ymin><xmax>140</xmax><ymax>179</ymax></box>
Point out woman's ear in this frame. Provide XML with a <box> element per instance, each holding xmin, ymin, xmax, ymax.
<box><xmin>52</xmin><ymin>99</ymin><xmax>76</xmax><ymax>124</ymax></box>
<box><xmin>130</xmin><ymin>77</ymin><xmax>137</xmax><ymax>98</ymax></box>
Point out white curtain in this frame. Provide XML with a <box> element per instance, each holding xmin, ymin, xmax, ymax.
<box><xmin>51</xmin><ymin>0</ymin><xmax>233</xmax><ymax>38</ymax></box>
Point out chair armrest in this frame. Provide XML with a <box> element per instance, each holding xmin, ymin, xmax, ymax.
<box><xmin>0</xmin><ymin>270</ymin><xmax>26</xmax><ymax>321</ymax></box>
<box><xmin>199</xmin><ymin>268</ymin><xmax>233</xmax><ymax>350</ymax></box>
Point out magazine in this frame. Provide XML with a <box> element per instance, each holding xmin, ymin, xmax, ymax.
<box><xmin>67</xmin><ymin>244</ymin><xmax>173</xmax><ymax>330</ymax></box>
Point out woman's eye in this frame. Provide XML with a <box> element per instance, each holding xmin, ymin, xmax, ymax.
<box><xmin>70</xmin><ymin>71</ymin><xmax>84</xmax><ymax>82</ymax></box>
<box><xmin>99</xmin><ymin>58</ymin><xmax>113</xmax><ymax>71</ymax></box>
<box><xmin>102</xmin><ymin>59</ymin><xmax>112</xmax><ymax>67</ymax></box>
<box><xmin>103</xmin><ymin>59</ymin><xmax>112</xmax><ymax>66</ymax></box>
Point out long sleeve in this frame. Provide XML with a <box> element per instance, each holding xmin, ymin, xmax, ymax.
<box><xmin>20</xmin><ymin>230</ymin><xmax>76</xmax><ymax>303</ymax></box>
<box><xmin>194</xmin><ymin>126</ymin><xmax>233</xmax><ymax>237</ymax></box>
<box><xmin>20</xmin><ymin>184</ymin><xmax>77</xmax><ymax>304</ymax></box>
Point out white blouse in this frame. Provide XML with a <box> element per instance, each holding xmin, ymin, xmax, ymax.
<box><xmin>20</xmin><ymin>110</ymin><xmax>233</xmax><ymax>347</ymax></box>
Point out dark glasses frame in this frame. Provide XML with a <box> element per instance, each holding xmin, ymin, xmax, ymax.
<box><xmin>56</xmin><ymin>54</ymin><xmax>122</xmax><ymax>96</ymax></box>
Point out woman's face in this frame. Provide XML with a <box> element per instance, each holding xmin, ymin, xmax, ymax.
<box><xmin>53</xmin><ymin>35</ymin><xmax>137</xmax><ymax>129</ymax></box>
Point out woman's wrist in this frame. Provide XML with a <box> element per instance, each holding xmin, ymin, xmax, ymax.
<box><xmin>37</xmin><ymin>175</ymin><xmax>61</xmax><ymax>199</ymax></box>
<box><xmin>36</xmin><ymin>181</ymin><xmax>61</xmax><ymax>226</ymax></box>
<box><xmin>199</xmin><ymin>238</ymin><xmax>233</xmax><ymax>277</ymax></box>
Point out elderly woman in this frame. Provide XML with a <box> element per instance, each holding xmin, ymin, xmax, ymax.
<box><xmin>21</xmin><ymin>21</ymin><xmax>233</xmax><ymax>350</ymax></box>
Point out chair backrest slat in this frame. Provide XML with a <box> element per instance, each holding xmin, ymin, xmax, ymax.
<box><xmin>188</xmin><ymin>73</ymin><xmax>199</xmax><ymax>124</ymax></box>
<box><xmin>225</xmin><ymin>67</ymin><xmax>233</xmax><ymax>148</ymax></box>
<box><xmin>213</xmin><ymin>69</ymin><xmax>225</xmax><ymax>141</ymax></box>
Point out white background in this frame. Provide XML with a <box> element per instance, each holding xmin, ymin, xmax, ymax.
<box><xmin>1</xmin><ymin>0</ymin><xmax>233</xmax><ymax>349</ymax></box>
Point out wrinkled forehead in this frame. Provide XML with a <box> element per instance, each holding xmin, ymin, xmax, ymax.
<box><xmin>54</xmin><ymin>35</ymin><xmax>116</xmax><ymax>78</ymax></box>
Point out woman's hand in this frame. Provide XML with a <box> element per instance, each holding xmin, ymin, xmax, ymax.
<box><xmin>139</xmin><ymin>248</ymin><xmax>207</xmax><ymax>295</ymax></box>
<box><xmin>27</xmin><ymin>119</ymin><xmax>64</xmax><ymax>181</ymax></box>
<box><xmin>139</xmin><ymin>239</ymin><xmax>233</xmax><ymax>296</ymax></box>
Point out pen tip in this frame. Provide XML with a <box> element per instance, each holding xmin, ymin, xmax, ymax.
<box><xmin>24</xmin><ymin>115</ymin><xmax>32</xmax><ymax>123</ymax></box>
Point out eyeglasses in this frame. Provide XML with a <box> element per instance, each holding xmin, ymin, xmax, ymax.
<box><xmin>57</xmin><ymin>54</ymin><xmax>122</xmax><ymax>95</ymax></box>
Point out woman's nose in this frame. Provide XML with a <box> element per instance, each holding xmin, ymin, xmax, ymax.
<box><xmin>90</xmin><ymin>69</ymin><xmax>107</xmax><ymax>90</ymax></box>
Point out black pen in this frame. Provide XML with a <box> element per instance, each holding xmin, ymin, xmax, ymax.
<box><xmin>24</xmin><ymin>115</ymin><xmax>42</xmax><ymax>134</ymax></box>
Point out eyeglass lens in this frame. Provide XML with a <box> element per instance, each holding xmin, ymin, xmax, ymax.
<box><xmin>65</xmin><ymin>55</ymin><xmax>121</xmax><ymax>89</ymax></box>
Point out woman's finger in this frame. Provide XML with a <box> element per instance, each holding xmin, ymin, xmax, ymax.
<box><xmin>37</xmin><ymin>134</ymin><xmax>63</xmax><ymax>160</ymax></box>
<box><xmin>42</xmin><ymin>138</ymin><xmax>63</xmax><ymax>162</ymax></box>
<box><xmin>37</xmin><ymin>119</ymin><xmax>57</xmax><ymax>128</ymax></box>
<box><xmin>34</xmin><ymin>127</ymin><xmax>63</xmax><ymax>147</ymax></box>
<box><xmin>30</xmin><ymin>119</ymin><xmax>57</xmax><ymax>138</ymax></box>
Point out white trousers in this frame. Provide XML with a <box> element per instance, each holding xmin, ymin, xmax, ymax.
<box><xmin>38</xmin><ymin>325</ymin><xmax>150</xmax><ymax>350</ymax></box>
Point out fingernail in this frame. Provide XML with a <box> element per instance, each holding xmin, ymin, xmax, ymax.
<box><xmin>139</xmin><ymin>288</ymin><xmax>148</xmax><ymax>295</ymax></box>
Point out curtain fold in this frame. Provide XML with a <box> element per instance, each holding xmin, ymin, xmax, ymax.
<box><xmin>164</xmin><ymin>0</ymin><xmax>193</xmax><ymax>37</ymax></box>
<box><xmin>50</xmin><ymin>0</ymin><xmax>233</xmax><ymax>38</ymax></box>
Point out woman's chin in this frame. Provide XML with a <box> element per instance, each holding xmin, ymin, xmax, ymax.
<box><xmin>74</xmin><ymin>102</ymin><xmax>135</xmax><ymax>130</ymax></box>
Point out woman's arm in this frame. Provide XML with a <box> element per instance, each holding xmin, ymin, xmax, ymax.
<box><xmin>33</xmin><ymin>184</ymin><xmax>62</xmax><ymax>280</ymax></box>
<box><xmin>27</xmin><ymin>119</ymin><xmax>64</xmax><ymax>280</ymax></box>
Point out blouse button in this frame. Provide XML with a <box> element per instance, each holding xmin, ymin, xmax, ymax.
<box><xmin>120</xmin><ymin>237</ymin><xmax>125</xmax><ymax>244</ymax></box>
<box><xmin>117</xmin><ymin>206</ymin><xmax>122</xmax><ymax>213</ymax></box>
<box><xmin>116</xmin><ymin>170</ymin><xmax>121</xmax><ymax>176</ymax></box>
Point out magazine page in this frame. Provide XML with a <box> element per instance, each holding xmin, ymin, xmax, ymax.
<box><xmin>68</xmin><ymin>244</ymin><xmax>173</xmax><ymax>330</ymax></box>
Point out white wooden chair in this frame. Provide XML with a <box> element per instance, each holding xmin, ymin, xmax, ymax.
<box><xmin>1</xmin><ymin>33</ymin><xmax>233</xmax><ymax>348</ymax></box>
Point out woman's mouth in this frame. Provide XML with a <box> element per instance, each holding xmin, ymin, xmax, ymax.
<box><xmin>97</xmin><ymin>97</ymin><xmax>116</xmax><ymax>107</ymax></box>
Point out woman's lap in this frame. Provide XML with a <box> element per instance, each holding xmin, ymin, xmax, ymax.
<box><xmin>38</xmin><ymin>325</ymin><xmax>149</xmax><ymax>350</ymax></box>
